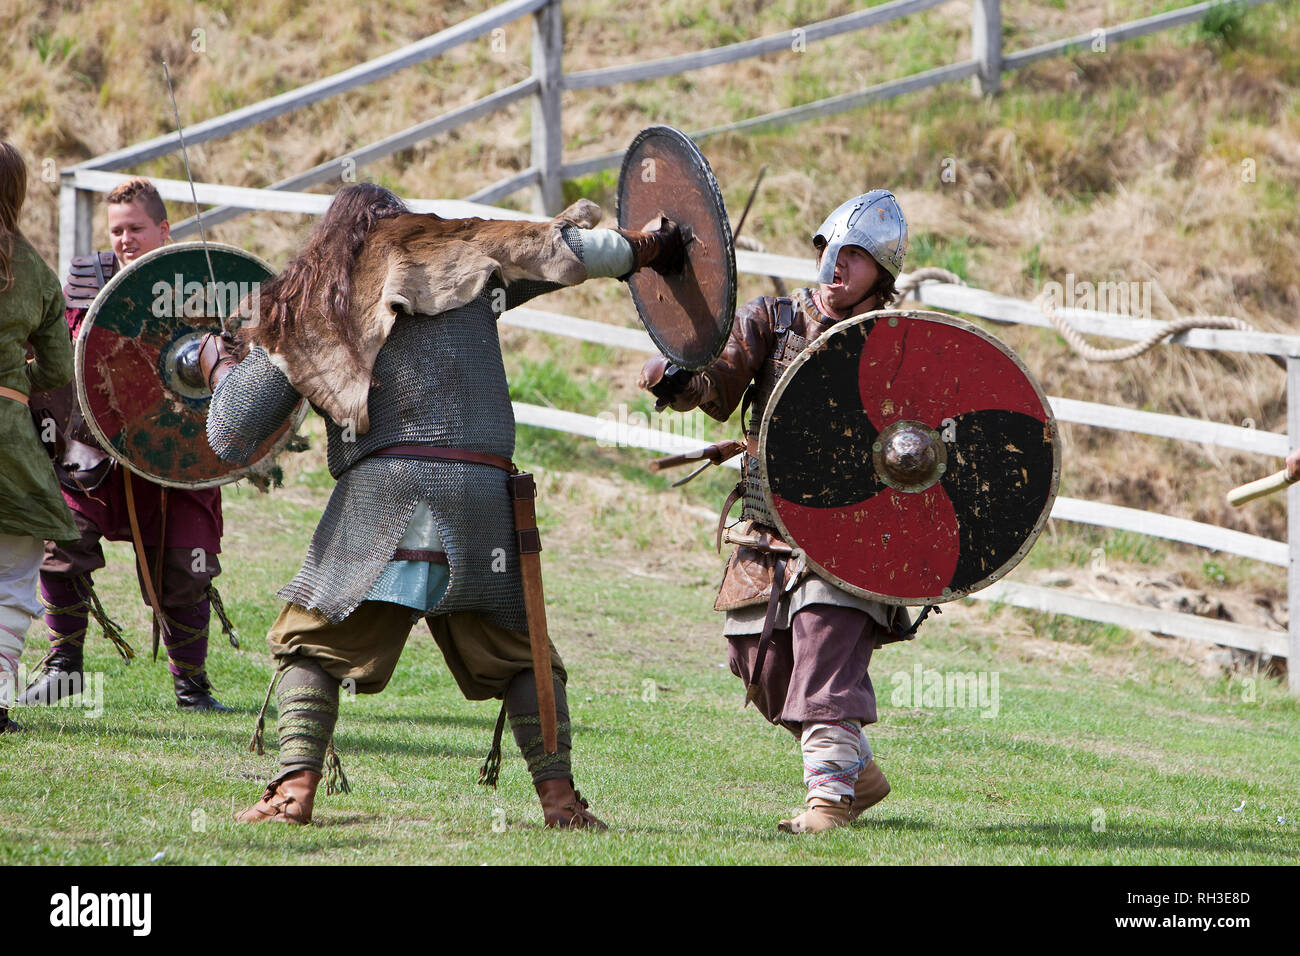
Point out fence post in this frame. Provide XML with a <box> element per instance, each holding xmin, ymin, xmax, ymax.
<box><xmin>1289</xmin><ymin>356</ymin><xmax>1300</xmax><ymax>693</ymax></box>
<box><xmin>530</xmin><ymin>0</ymin><xmax>564</xmax><ymax>215</ymax></box>
<box><xmin>971</xmin><ymin>0</ymin><xmax>1002</xmax><ymax>96</ymax></box>
<box><xmin>57</xmin><ymin>171</ymin><xmax>95</xmax><ymax>281</ymax></box>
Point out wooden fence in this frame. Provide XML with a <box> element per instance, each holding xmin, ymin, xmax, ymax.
<box><xmin>58</xmin><ymin>0</ymin><xmax>1297</xmax><ymax>690</ymax></box>
<box><xmin>58</xmin><ymin>0</ymin><xmax>1277</xmax><ymax>275</ymax></box>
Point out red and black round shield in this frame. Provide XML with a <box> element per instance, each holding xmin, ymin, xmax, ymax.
<box><xmin>758</xmin><ymin>310</ymin><xmax>1060</xmax><ymax>605</ymax></box>
<box><xmin>75</xmin><ymin>241</ymin><xmax>304</xmax><ymax>489</ymax></box>
<box><xmin>618</xmin><ymin>125</ymin><xmax>736</xmax><ymax>370</ymax></box>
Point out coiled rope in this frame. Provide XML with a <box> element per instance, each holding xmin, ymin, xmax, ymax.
<box><xmin>896</xmin><ymin>267</ymin><xmax>1258</xmax><ymax>363</ymax></box>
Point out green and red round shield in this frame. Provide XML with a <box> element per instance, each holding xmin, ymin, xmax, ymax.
<box><xmin>75</xmin><ymin>241</ymin><xmax>304</xmax><ymax>489</ymax></box>
<box><xmin>758</xmin><ymin>310</ymin><xmax>1059</xmax><ymax>605</ymax></box>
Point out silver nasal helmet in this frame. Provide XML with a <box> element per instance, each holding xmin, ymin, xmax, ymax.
<box><xmin>812</xmin><ymin>190</ymin><xmax>908</xmax><ymax>284</ymax></box>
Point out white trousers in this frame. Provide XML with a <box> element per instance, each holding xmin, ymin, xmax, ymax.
<box><xmin>0</xmin><ymin>534</ymin><xmax>44</xmax><ymax>708</ymax></box>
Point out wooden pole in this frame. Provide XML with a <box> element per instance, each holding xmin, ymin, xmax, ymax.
<box><xmin>972</xmin><ymin>0</ymin><xmax>1002</xmax><ymax>96</ymax></box>
<box><xmin>58</xmin><ymin>176</ymin><xmax>95</xmax><ymax>281</ymax></box>
<box><xmin>530</xmin><ymin>0</ymin><xmax>564</xmax><ymax>216</ymax></box>
<box><xmin>1288</xmin><ymin>356</ymin><xmax>1300</xmax><ymax>693</ymax></box>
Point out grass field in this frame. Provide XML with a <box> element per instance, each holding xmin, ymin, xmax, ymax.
<box><xmin>3</xmin><ymin>421</ymin><xmax>1297</xmax><ymax>865</ymax></box>
<box><xmin>3</xmin><ymin>0</ymin><xmax>1300</xmax><ymax>866</ymax></box>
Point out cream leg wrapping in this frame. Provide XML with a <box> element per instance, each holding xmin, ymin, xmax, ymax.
<box><xmin>856</xmin><ymin>724</ymin><xmax>873</xmax><ymax>762</ymax></box>
<box><xmin>0</xmin><ymin>535</ymin><xmax>44</xmax><ymax>708</ymax></box>
<box><xmin>801</xmin><ymin>720</ymin><xmax>866</xmax><ymax>804</ymax></box>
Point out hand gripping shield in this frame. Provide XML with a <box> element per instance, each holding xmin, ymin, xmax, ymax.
<box><xmin>758</xmin><ymin>310</ymin><xmax>1060</xmax><ymax>604</ymax></box>
<box><xmin>74</xmin><ymin>241</ymin><xmax>305</xmax><ymax>488</ymax></box>
<box><xmin>617</xmin><ymin>125</ymin><xmax>736</xmax><ymax>370</ymax></box>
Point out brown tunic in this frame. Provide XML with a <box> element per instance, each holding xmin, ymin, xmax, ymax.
<box><xmin>684</xmin><ymin>289</ymin><xmax>907</xmax><ymax>634</ymax></box>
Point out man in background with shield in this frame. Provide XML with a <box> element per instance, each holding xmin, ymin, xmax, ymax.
<box><xmin>22</xmin><ymin>177</ymin><xmax>233</xmax><ymax>712</ymax></box>
<box><xmin>639</xmin><ymin>191</ymin><xmax>910</xmax><ymax>834</ymax></box>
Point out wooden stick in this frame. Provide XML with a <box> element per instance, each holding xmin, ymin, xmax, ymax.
<box><xmin>1227</xmin><ymin>469</ymin><xmax>1298</xmax><ymax>507</ymax></box>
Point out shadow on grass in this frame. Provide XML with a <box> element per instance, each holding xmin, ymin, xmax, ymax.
<box><xmin>331</xmin><ymin>734</ymin><xmax>481</xmax><ymax>760</ymax></box>
<box><xmin>970</xmin><ymin>822</ymin><xmax>1288</xmax><ymax>857</ymax></box>
<box><xmin>17</xmin><ymin>716</ymin><xmax>243</xmax><ymax>746</ymax></box>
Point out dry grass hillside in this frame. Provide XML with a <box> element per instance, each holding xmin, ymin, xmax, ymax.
<box><xmin>4</xmin><ymin>0</ymin><xmax>1299</xmax><ymax>663</ymax></box>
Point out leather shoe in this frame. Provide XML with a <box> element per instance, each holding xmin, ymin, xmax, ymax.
<box><xmin>19</xmin><ymin>646</ymin><xmax>83</xmax><ymax>707</ymax></box>
<box><xmin>778</xmin><ymin>795</ymin><xmax>853</xmax><ymax>834</ymax></box>
<box><xmin>536</xmin><ymin>777</ymin><xmax>608</xmax><ymax>830</ymax></box>
<box><xmin>234</xmin><ymin>769</ymin><xmax>321</xmax><ymax>825</ymax></box>
<box><xmin>174</xmin><ymin>671</ymin><xmax>233</xmax><ymax>712</ymax></box>
<box><xmin>0</xmin><ymin>708</ymin><xmax>21</xmax><ymax>734</ymax></box>
<box><xmin>848</xmin><ymin>759</ymin><xmax>891</xmax><ymax>821</ymax></box>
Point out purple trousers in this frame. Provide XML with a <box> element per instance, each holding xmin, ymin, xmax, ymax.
<box><xmin>727</xmin><ymin>603</ymin><xmax>879</xmax><ymax>735</ymax></box>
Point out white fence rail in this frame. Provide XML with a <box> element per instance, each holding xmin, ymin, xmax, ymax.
<box><xmin>61</xmin><ymin>0</ymin><xmax>1297</xmax><ymax>689</ymax></box>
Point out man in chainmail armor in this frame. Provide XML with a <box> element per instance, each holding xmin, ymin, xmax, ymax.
<box><xmin>203</xmin><ymin>184</ymin><xmax>682</xmax><ymax>828</ymax></box>
<box><xmin>638</xmin><ymin>191</ymin><xmax>909</xmax><ymax>833</ymax></box>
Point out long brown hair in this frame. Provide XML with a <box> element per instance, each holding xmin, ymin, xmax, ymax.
<box><xmin>0</xmin><ymin>142</ymin><xmax>28</xmax><ymax>293</ymax></box>
<box><xmin>246</xmin><ymin>183</ymin><xmax>408</xmax><ymax>365</ymax></box>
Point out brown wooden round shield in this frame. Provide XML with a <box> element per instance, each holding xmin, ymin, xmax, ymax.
<box><xmin>618</xmin><ymin>126</ymin><xmax>736</xmax><ymax>370</ymax></box>
<box><xmin>74</xmin><ymin>241</ymin><xmax>305</xmax><ymax>489</ymax></box>
<box><xmin>758</xmin><ymin>310</ymin><xmax>1060</xmax><ymax>605</ymax></box>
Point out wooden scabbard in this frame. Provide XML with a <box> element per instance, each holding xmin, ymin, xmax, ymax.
<box><xmin>123</xmin><ymin>470</ymin><xmax>170</xmax><ymax>659</ymax></box>
<box><xmin>651</xmin><ymin>439</ymin><xmax>745</xmax><ymax>472</ymax></box>
<box><xmin>508</xmin><ymin>472</ymin><xmax>558</xmax><ymax>755</ymax></box>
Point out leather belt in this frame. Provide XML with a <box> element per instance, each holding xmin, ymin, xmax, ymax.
<box><xmin>392</xmin><ymin>548</ymin><xmax>448</xmax><ymax>563</ymax></box>
<box><xmin>0</xmin><ymin>385</ymin><xmax>29</xmax><ymax>406</ymax></box>
<box><xmin>367</xmin><ymin>444</ymin><xmax>514</xmax><ymax>473</ymax></box>
<box><xmin>745</xmin><ymin>554</ymin><xmax>788</xmax><ymax>709</ymax></box>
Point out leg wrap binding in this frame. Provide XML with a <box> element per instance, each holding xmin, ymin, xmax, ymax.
<box><xmin>506</xmin><ymin>670</ymin><xmax>572</xmax><ymax>786</ymax></box>
<box><xmin>159</xmin><ymin>601</ymin><xmax>210</xmax><ymax>679</ymax></box>
<box><xmin>801</xmin><ymin>720</ymin><xmax>866</xmax><ymax>804</ymax></box>
<box><xmin>274</xmin><ymin>660</ymin><xmax>341</xmax><ymax>785</ymax></box>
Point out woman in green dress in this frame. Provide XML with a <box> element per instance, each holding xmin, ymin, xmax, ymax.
<box><xmin>0</xmin><ymin>141</ymin><xmax>79</xmax><ymax>732</ymax></box>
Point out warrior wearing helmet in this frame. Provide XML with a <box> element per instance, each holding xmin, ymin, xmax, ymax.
<box><xmin>639</xmin><ymin>190</ymin><xmax>909</xmax><ymax>833</ymax></box>
<box><xmin>203</xmin><ymin>183</ymin><xmax>682</xmax><ymax>828</ymax></box>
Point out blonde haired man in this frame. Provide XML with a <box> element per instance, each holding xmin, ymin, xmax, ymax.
<box><xmin>23</xmin><ymin>178</ymin><xmax>232</xmax><ymax>712</ymax></box>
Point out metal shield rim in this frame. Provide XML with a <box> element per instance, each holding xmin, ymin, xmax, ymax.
<box><xmin>617</xmin><ymin>125</ymin><xmax>737</xmax><ymax>370</ymax></box>
<box><xmin>74</xmin><ymin>241</ymin><xmax>304</xmax><ymax>490</ymax></box>
<box><xmin>757</xmin><ymin>308</ymin><xmax>1061</xmax><ymax>606</ymax></box>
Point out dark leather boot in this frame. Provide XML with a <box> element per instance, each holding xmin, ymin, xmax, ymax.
<box><xmin>234</xmin><ymin>770</ymin><xmax>321</xmax><ymax>825</ymax></box>
<box><xmin>536</xmin><ymin>777</ymin><xmax>608</xmax><ymax>830</ymax></box>
<box><xmin>0</xmin><ymin>708</ymin><xmax>21</xmax><ymax>734</ymax></box>
<box><xmin>18</xmin><ymin>644</ymin><xmax>84</xmax><ymax>706</ymax></box>
<box><xmin>617</xmin><ymin>215</ymin><xmax>686</xmax><ymax>276</ymax></box>
<box><xmin>173</xmin><ymin>671</ymin><xmax>234</xmax><ymax>712</ymax></box>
